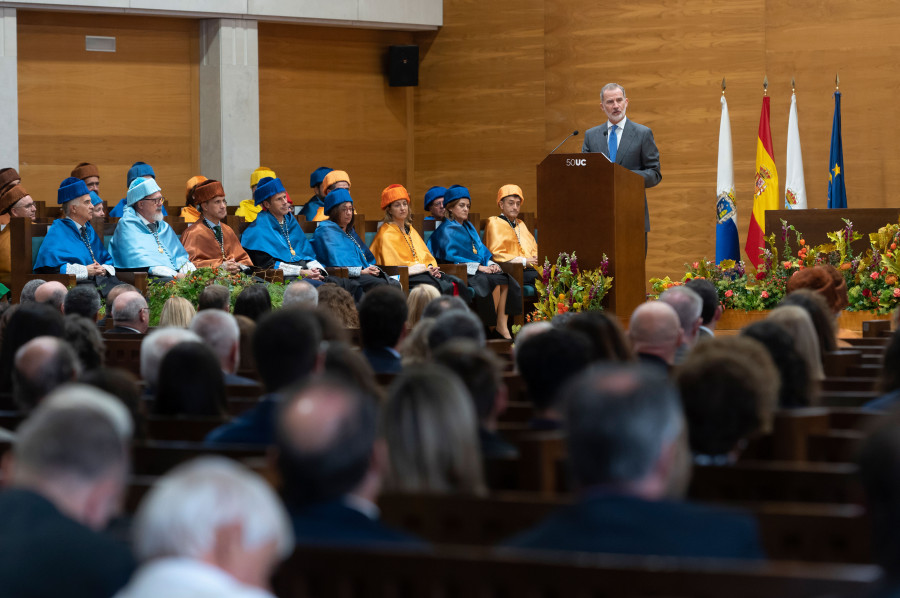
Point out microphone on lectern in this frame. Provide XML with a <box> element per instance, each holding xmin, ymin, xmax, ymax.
<box><xmin>549</xmin><ymin>130</ymin><xmax>579</xmax><ymax>155</ymax></box>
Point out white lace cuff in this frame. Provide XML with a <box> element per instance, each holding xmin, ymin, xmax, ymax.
<box><xmin>279</xmin><ymin>263</ymin><xmax>302</xmax><ymax>276</ymax></box>
<box><xmin>307</xmin><ymin>259</ymin><xmax>325</xmax><ymax>271</ymax></box>
<box><xmin>149</xmin><ymin>266</ymin><xmax>178</xmax><ymax>278</ymax></box>
<box><xmin>178</xmin><ymin>261</ymin><xmax>197</xmax><ymax>274</ymax></box>
<box><xmin>466</xmin><ymin>262</ymin><xmax>479</xmax><ymax>276</ymax></box>
<box><xmin>349</xmin><ymin>267</ymin><xmax>362</xmax><ymax>278</ymax></box>
<box><xmin>64</xmin><ymin>263</ymin><xmax>88</xmax><ymax>281</ymax></box>
<box><xmin>103</xmin><ymin>264</ymin><xmax>116</xmax><ymax>276</ymax></box>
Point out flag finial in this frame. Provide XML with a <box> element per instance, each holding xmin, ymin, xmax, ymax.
<box><xmin>721</xmin><ymin>77</ymin><xmax>726</xmax><ymax>95</ymax></box>
<box><xmin>763</xmin><ymin>76</ymin><xmax>768</xmax><ymax>96</ymax></box>
<box><xmin>835</xmin><ymin>73</ymin><xmax>840</xmax><ymax>91</ymax></box>
<box><xmin>791</xmin><ymin>77</ymin><xmax>796</xmax><ymax>93</ymax></box>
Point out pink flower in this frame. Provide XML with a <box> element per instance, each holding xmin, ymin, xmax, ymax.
<box><xmin>893</xmin><ymin>288</ymin><xmax>900</xmax><ymax>298</ymax></box>
<box><xmin>761</xmin><ymin>291</ymin><xmax>769</xmax><ymax>299</ymax></box>
<box><xmin>692</xmin><ymin>262</ymin><xmax>700</xmax><ymax>269</ymax></box>
<box><xmin>871</xmin><ymin>271</ymin><xmax>881</xmax><ymax>280</ymax></box>
<box><xmin>725</xmin><ymin>290</ymin><xmax>733</xmax><ymax>298</ymax></box>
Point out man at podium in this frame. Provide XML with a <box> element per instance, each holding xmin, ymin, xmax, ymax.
<box><xmin>582</xmin><ymin>83</ymin><xmax>661</xmax><ymax>250</ymax></box>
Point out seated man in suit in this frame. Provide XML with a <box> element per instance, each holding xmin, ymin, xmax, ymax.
<box><xmin>189</xmin><ymin>309</ymin><xmax>258</xmax><ymax>385</ymax></box>
<box><xmin>504</xmin><ymin>363</ymin><xmax>765</xmax><ymax>559</ymax></box>
<box><xmin>179</xmin><ymin>179</ymin><xmax>253</xmax><ymax>273</ymax></box>
<box><xmin>108</xmin><ymin>290</ymin><xmax>149</xmax><ymax>334</ymax></box>
<box><xmin>33</xmin><ymin>177</ymin><xmax>117</xmax><ymax>292</ymax></box>
<box><xmin>0</xmin><ymin>390</ymin><xmax>136</xmax><ymax>597</ymax></box>
<box><xmin>358</xmin><ymin>285</ymin><xmax>407</xmax><ymax>374</ymax></box>
<box><xmin>109</xmin><ymin>161</ymin><xmax>168</xmax><ymax>218</ymax></box>
<box><xmin>685</xmin><ymin>278</ymin><xmax>723</xmax><ymax>339</ymax></box>
<box><xmin>659</xmin><ymin>286</ymin><xmax>703</xmax><ymax>365</ymax></box>
<box><xmin>629</xmin><ymin>300</ymin><xmax>683</xmax><ymax>371</ymax></box>
<box><xmin>109</xmin><ymin>177</ymin><xmax>195</xmax><ymax>280</ymax></box>
<box><xmin>483</xmin><ymin>184</ymin><xmax>539</xmax><ymax>289</ymax></box>
<box><xmin>276</xmin><ymin>376</ymin><xmax>423</xmax><ymax>547</ymax></box>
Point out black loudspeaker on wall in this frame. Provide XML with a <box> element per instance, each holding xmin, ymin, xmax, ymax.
<box><xmin>388</xmin><ymin>45</ymin><xmax>419</xmax><ymax>87</ymax></box>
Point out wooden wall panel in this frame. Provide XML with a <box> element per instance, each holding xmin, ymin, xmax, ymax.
<box><xmin>413</xmin><ymin>0</ymin><xmax>545</xmax><ymax>219</ymax></box>
<box><xmin>258</xmin><ymin>23</ymin><xmax>414</xmax><ymax>218</ymax></box>
<box><xmin>544</xmin><ymin>0</ymin><xmax>767</xmax><ymax>283</ymax></box>
<box><xmin>17</xmin><ymin>11</ymin><xmax>199</xmax><ymax>210</ymax></box>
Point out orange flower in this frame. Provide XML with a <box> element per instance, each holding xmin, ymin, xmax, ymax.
<box><xmin>886</xmin><ymin>275</ymin><xmax>898</xmax><ymax>286</ymax></box>
<box><xmin>799</xmin><ymin>239</ymin><xmax>806</xmax><ymax>246</ymax></box>
<box><xmin>840</xmin><ymin>262</ymin><xmax>852</xmax><ymax>271</ymax></box>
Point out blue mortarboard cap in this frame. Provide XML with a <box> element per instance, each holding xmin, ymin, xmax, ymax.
<box><xmin>254</xmin><ymin>177</ymin><xmax>286</xmax><ymax>205</ymax></box>
<box><xmin>126</xmin><ymin>161</ymin><xmax>156</xmax><ymax>186</ymax></box>
<box><xmin>57</xmin><ymin>176</ymin><xmax>91</xmax><ymax>205</ymax></box>
<box><xmin>323</xmin><ymin>188</ymin><xmax>353</xmax><ymax>215</ymax></box>
<box><xmin>443</xmin><ymin>185</ymin><xmax>470</xmax><ymax>206</ymax></box>
<box><xmin>310</xmin><ymin>167</ymin><xmax>333</xmax><ymax>188</ymax></box>
<box><xmin>424</xmin><ymin>186</ymin><xmax>447</xmax><ymax>210</ymax></box>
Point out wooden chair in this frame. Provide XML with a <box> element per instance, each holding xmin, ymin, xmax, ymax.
<box><xmin>9</xmin><ymin>217</ymin><xmax>76</xmax><ymax>302</ymax></box>
<box><xmin>130</xmin><ymin>440</ymin><xmax>267</xmax><ymax>476</ymax></box>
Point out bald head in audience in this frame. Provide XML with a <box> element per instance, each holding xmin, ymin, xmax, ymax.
<box><xmin>105</xmin><ymin>283</ymin><xmax>137</xmax><ymax>312</ymax></box>
<box><xmin>628</xmin><ymin>301</ymin><xmax>683</xmax><ymax>367</ymax></box>
<box><xmin>111</xmin><ymin>291</ymin><xmax>149</xmax><ymax>333</ymax></box>
<box><xmin>13</xmin><ymin>336</ymin><xmax>81</xmax><ymax>411</ymax></box>
<box><xmin>35</xmin><ymin>281</ymin><xmax>67</xmax><ymax>313</ymax></box>
<box><xmin>283</xmin><ymin>280</ymin><xmax>319</xmax><ymax>309</ymax></box>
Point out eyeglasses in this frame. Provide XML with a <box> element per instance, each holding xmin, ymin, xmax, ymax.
<box><xmin>143</xmin><ymin>197</ymin><xmax>165</xmax><ymax>205</ymax></box>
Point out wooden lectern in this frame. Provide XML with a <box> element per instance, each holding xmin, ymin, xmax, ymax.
<box><xmin>537</xmin><ymin>153</ymin><xmax>646</xmax><ymax>319</ymax></box>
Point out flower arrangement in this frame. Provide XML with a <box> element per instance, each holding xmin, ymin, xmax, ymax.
<box><xmin>146</xmin><ymin>268</ymin><xmax>285</xmax><ymax>326</ymax></box>
<box><xmin>527</xmin><ymin>252</ymin><xmax>613</xmax><ymax>322</ymax></box>
<box><xmin>648</xmin><ymin>218</ymin><xmax>900</xmax><ymax>314</ymax></box>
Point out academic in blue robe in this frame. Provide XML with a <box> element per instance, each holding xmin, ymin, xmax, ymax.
<box><xmin>33</xmin><ymin>218</ymin><xmax>113</xmax><ymax>272</ymax></box>
<box><xmin>108</xmin><ymin>206</ymin><xmax>190</xmax><ymax>270</ymax></box>
<box><xmin>427</xmin><ymin>218</ymin><xmax>492</xmax><ymax>265</ymax></box>
<box><xmin>109</xmin><ymin>198</ymin><xmax>168</xmax><ymax>218</ymax></box>
<box><xmin>240</xmin><ymin>210</ymin><xmax>317</xmax><ymax>266</ymax></box>
<box><xmin>298</xmin><ymin>196</ymin><xmax>324</xmax><ymax>221</ymax></box>
<box><xmin>312</xmin><ymin>220</ymin><xmax>375</xmax><ymax>268</ymax></box>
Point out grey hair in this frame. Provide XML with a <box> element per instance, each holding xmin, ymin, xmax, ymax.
<box><xmin>283</xmin><ymin>281</ymin><xmax>319</xmax><ymax>309</ymax></box>
<box><xmin>564</xmin><ymin>364</ymin><xmax>684</xmax><ymax>488</ymax></box>
<box><xmin>112</xmin><ymin>292</ymin><xmax>147</xmax><ymax>323</ymax></box>
<box><xmin>427</xmin><ymin>310</ymin><xmax>486</xmax><ymax>350</ymax></box>
<box><xmin>189</xmin><ymin>309</ymin><xmax>240</xmax><ymax>366</ymax></box>
<box><xmin>659</xmin><ymin>286</ymin><xmax>703</xmax><ymax>335</ymax></box>
<box><xmin>20</xmin><ymin>279</ymin><xmax>46</xmax><ymax>304</ymax></box>
<box><xmin>133</xmin><ymin>456</ymin><xmax>294</xmax><ymax>561</ymax></box>
<box><xmin>601</xmin><ymin>82</ymin><xmax>627</xmax><ymax>100</ymax></box>
<box><xmin>140</xmin><ymin>328</ymin><xmax>201</xmax><ymax>388</ymax></box>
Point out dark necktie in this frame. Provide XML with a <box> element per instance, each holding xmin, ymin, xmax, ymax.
<box><xmin>80</xmin><ymin>226</ymin><xmax>89</xmax><ymax>242</ymax></box>
<box><xmin>148</xmin><ymin>222</ymin><xmax>158</xmax><ymax>233</ymax></box>
<box><xmin>213</xmin><ymin>224</ymin><xmax>223</xmax><ymax>243</ymax></box>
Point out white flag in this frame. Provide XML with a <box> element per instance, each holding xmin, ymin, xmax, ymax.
<box><xmin>784</xmin><ymin>92</ymin><xmax>807</xmax><ymax>209</ymax></box>
<box><xmin>715</xmin><ymin>94</ymin><xmax>739</xmax><ymax>263</ymax></box>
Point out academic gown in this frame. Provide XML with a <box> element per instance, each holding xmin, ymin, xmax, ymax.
<box><xmin>483</xmin><ymin>215</ymin><xmax>538</xmax><ymax>265</ymax></box>
<box><xmin>239</xmin><ymin>210</ymin><xmax>317</xmax><ymax>269</ymax></box>
<box><xmin>33</xmin><ymin>218</ymin><xmax>114</xmax><ymax>273</ymax></box>
<box><xmin>298</xmin><ymin>196</ymin><xmax>326</xmax><ymax>222</ymax></box>
<box><xmin>180</xmin><ymin>220</ymin><xmax>253</xmax><ymax>269</ymax></box>
<box><xmin>370</xmin><ymin>221</ymin><xmax>456</xmax><ymax>295</ymax></box>
<box><xmin>108</xmin><ymin>206</ymin><xmax>191</xmax><ymax>271</ymax></box>
<box><xmin>312</xmin><ymin>220</ymin><xmax>376</xmax><ymax>268</ymax></box>
<box><xmin>109</xmin><ymin>198</ymin><xmax>167</xmax><ymax>218</ymax></box>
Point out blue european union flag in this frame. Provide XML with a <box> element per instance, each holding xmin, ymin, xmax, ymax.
<box><xmin>827</xmin><ymin>91</ymin><xmax>847</xmax><ymax>209</ymax></box>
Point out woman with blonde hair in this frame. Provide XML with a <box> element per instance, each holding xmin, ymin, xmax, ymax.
<box><xmin>406</xmin><ymin>284</ymin><xmax>440</xmax><ymax>328</ymax></box>
<box><xmin>382</xmin><ymin>364</ymin><xmax>485</xmax><ymax>494</ymax></box>
<box><xmin>158</xmin><ymin>296</ymin><xmax>196</xmax><ymax>328</ymax></box>
<box><xmin>767</xmin><ymin>305</ymin><xmax>825</xmax><ymax>382</ymax></box>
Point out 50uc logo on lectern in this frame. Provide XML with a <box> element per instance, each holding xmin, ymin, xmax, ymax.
<box><xmin>565</xmin><ymin>159</ymin><xmax>587</xmax><ymax>166</ymax></box>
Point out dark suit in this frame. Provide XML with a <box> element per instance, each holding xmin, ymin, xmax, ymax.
<box><xmin>362</xmin><ymin>347</ymin><xmax>402</xmax><ymax>374</ymax></box>
<box><xmin>224</xmin><ymin>371</ymin><xmax>260</xmax><ymax>386</ymax></box>
<box><xmin>205</xmin><ymin>392</ymin><xmax>280</xmax><ymax>445</ymax></box>
<box><xmin>290</xmin><ymin>498</ymin><xmax>425</xmax><ymax>548</ymax></box>
<box><xmin>504</xmin><ymin>493</ymin><xmax>764</xmax><ymax>560</ymax></box>
<box><xmin>105</xmin><ymin>325</ymin><xmax>142</xmax><ymax>334</ymax></box>
<box><xmin>0</xmin><ymin>488</ymin><xmax>136</xmax><ymax>597</ymax></box>
<box><xmin>582</xmin><ymin>118</ymin><xmax>661</xmax><ymax>232</ymax></box>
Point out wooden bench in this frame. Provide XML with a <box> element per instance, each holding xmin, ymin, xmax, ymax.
<box><xmin>272</xmin><ymin>545</ymin><xmax>879</xmax><ymax>598</ymax></box>
<box><xmin>130</xmin><ymin>440</ymin><xmax>266</xmax><ymax>476</ymax></box>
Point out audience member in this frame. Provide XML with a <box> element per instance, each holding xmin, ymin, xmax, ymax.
<box><xmin>676</xmin><ymin>337</ymin><xmax>779</xmax><ymax>463</ymax></box>
<box><xmin>154</xmin><ymin>343</ymin><xmax>227</xmax><ymax>417</ymax></box>
<box><xmin>197</xmin><ymin>283</ymin><xmax>231</xmax><ymax>312</ymax></box>
<box><xmin>235</xmin><ymin>315</ymin><xmax>257</xmax><ymax>376</ymax></box>
<box><xmin>512</xmin><ymin>320</ymin><xmax>552</xmax><ymax>357</ymax></box>
<box><xmin>158</xmin><ymin>296</ymin><xmax>196</xmax><ymax>328</ymax></box>
<box><xmin>399</xmin><ymin>317</ymin><xmax>436</xmax><ymax>367</ymax></box>
<box><xmin>786</xmin><ymin>264</ymin><xmax>849</xmax><ymax>316</ymax></box>
<box><xmin>119</xmin><ymin>457</ymin><xmax>294</xmax><ymax>598</ymax></box>
<box><xmin>684</xmin><ymin>278</ymin><xmax>723</xmax><ymax>339</ymax></box>
<box><xmin>13</xmin><ymin>336</ymin><xmax>81</xmax><ymax>411</ymax></box>
<box><xmin>19</xmin><ymin>278</ymin><xmax>45</xmax><ymax>304</ymax></box>
<box><xmin>64</xmin><ymin>285</ymin><xmax>102</xmax><ymax>321</ymax></box>
<box><xmin>427</xmin><ymin>309</ymin><xmax>486</xmax><ymax>351</ymax></box>
<box><xmin>382</xmin><ymin>364</ymin><xmax>486</xmax><ymax>493</ymax></box>
<box><xmin>658</xmin><ymin>286</ymin><xmax>702</xmax><ymax>364</ymax></box>
<box><xmin>312</xmin><ymin>308</ymin><xmax>349</xmax><ymax>344</ymax></box>
<box><xmin>359</xmin><ymin>286</ymin><xmax>408</xmax><ymax>374</ymax></box>
<box><xmin>515</xmin><ymin>327</ymin><xmax>591</xmax><ymax>430</ymax></box>
<box><xmin>317</xmin><ymin>283</ymin><xmax>359</xmax><ymax>328</ymax></box>
<box><xmin>0</xmin><ymin>302</ymin><xmax>65</xmax><ymax>393</ymax></box>
<box><xmin>504</xmin><ymin>364</ymin><xmax>764</xmax><ymax>559</ymax></box>
<box><xmin>99</xmin><ymin>283</ymin><xmax>137</xmax><ymax>326</ymax></box>
<box><xmin>283</xmin><ymin>280</ymin><xmax>319</xmax><ymax>309</ymax></box>
<box><xmin>421</xmin><ymin>295</ymin><xmax>469</xmax><ymax>320</ymax></box>
<box><xmin>564</xmin><ymin>311</ymin><xmax>632</xmax><ymax>362</ymax></box>
<box><xmin>863</xmin><ymin>331</ymin><xmax>900</xmax><ymax>411</ymax></box>
<box><xmin>741</xmin><ymin>320</ymin><xmax>814</xmax><ymax>408</ymax></box>
<box><xmin>140</xmin><ymin>328</ymin><xmax>202</xmax><ymax>395</ymax></box>
<box><xmin>628</xmin><ymin>301</ymin><xmax>683</xmax><ymax>369</ymax></box>
<box><xmin>406</xmin><ymin>284</ymin><xmax>440</xmax><ymax>328</ymax></box>
<box><xmin>35</xmin><ymin>280</ymin><xmax>68</xmax><ymax>313</ymax></box>
<box><xmin>780</xmin><ymin>289</ymin><xmax>837</xmax><ymax>358</ymax></box>
<box><xmin>322</xmin><ymin>341</ymin><xmax>381</xmax><ymax>402</ymax></box>
<box><xmin>206</xmin><ymin>309</ymin><xmax>322</xmax><ymax>445</ymax></box>
<box><xmin>433</xmin><ymin>339</ymin><xmax>517</xmax><ymax>459</ymax></box>
<box><xmin>80</xmin><ymin>367</ymin><xmax>146</xmax><ymax>440</ymax></box>
<box><xmin>767</xmin><ymin>305</ymin><xmax>824</xmax><ymax>381</ymax></box>
<box><xmin>190</xmin><ymin>309</ymin><xmax>257</xmax><ymax>385</ymax></box>
<box><xmin>275</xmin><ymin>376</ymin><xmax>422</xmax><ymax>547</ymax></box>
<box><xmin>109</xmin><ymin>291</ymin><xmax>149</xmax><ymax>334</ymax></box>
<box><xmin>233</xmin><ymin>284</ymin><xmax>272</xmax><ymax>322</ymax></box>
<box><xmin>64</xmin><ymin>314</ymin><xmax>105</xmax><ymax>371</ymax></box>
<box><xmin>0</xmin><ymin>397</ymin><xmax>135</xmax><ymax>597</ymax></box>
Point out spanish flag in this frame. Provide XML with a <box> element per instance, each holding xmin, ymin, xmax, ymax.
<box><xmin>745</xmin><ymin>95</ymin><xmax>779</xmax><ymax>268</ymax></box>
